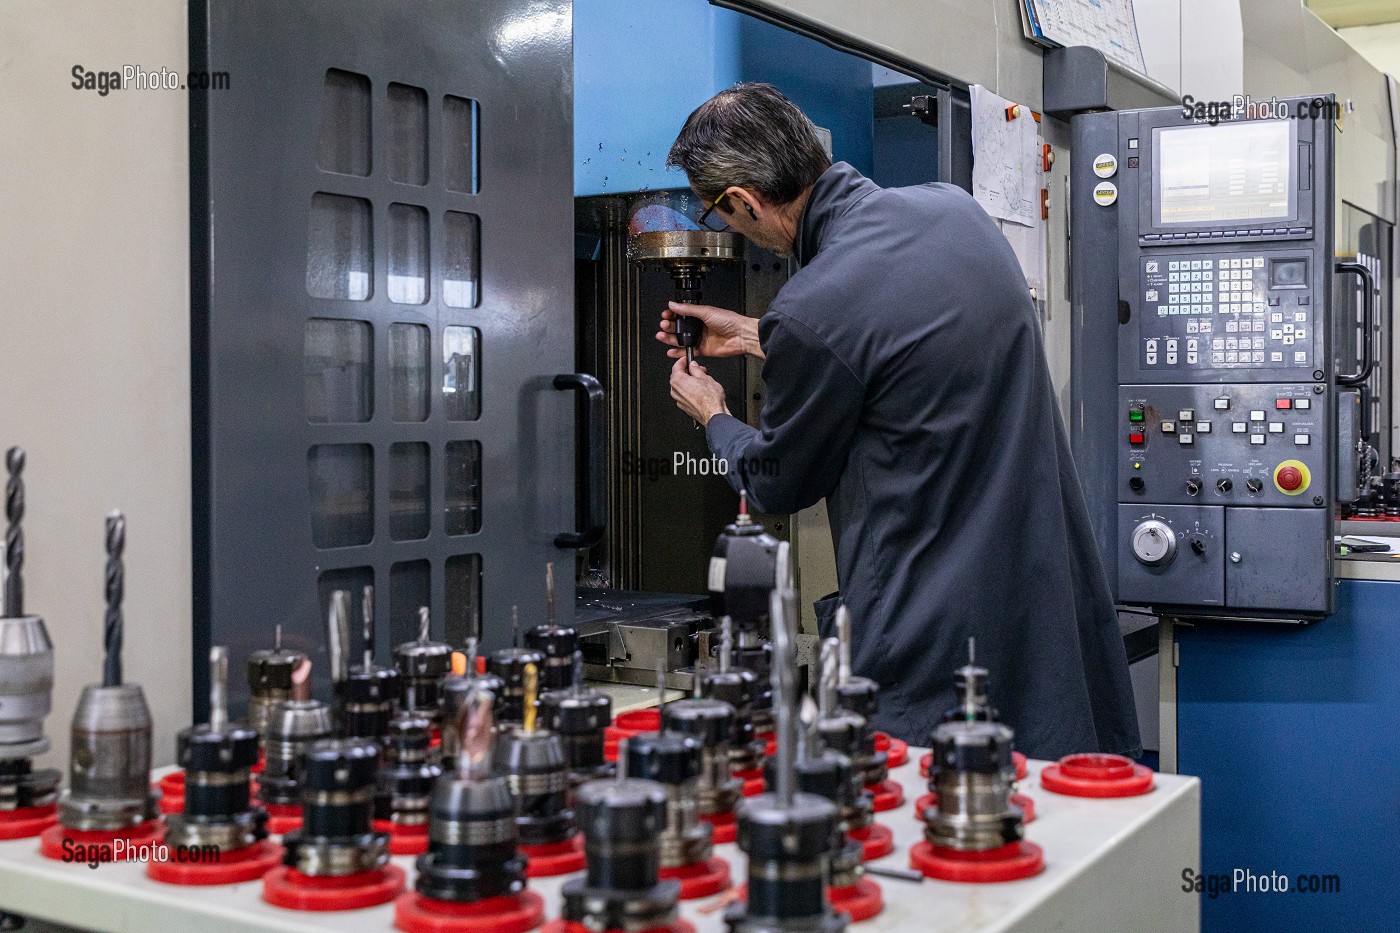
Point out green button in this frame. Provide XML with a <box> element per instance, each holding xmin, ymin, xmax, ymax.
<box><xmin>1129</xmin><ymin>410</ymin><xmax>1144</xmax><ymax>422</ymax></box>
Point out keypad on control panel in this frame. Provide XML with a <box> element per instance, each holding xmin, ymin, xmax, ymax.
<box><xmin>1140</xmin><ymin>254</ymin><xmax>1310</xmax><ymax>371</ymax></box>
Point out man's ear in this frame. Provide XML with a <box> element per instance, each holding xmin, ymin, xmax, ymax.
<box><xmin>727</xmin><ymin>186</ymin><xmax>761</xmax><ymax>218</ymax></box>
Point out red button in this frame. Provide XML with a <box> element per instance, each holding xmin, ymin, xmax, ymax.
<box><xmin>1129</xmin><ymin>433</ymin><xmax>1145</xmax><ymax>445</ymax></box>
<box><xmin>1276</xmin><ymin>399</ymin><xmax>1292</xmax><ymax>409</ymax></box>
<box><xmin>1277</xmin><ymin>466</ymin><xmax>1303</xmax><ymax>491</ymax></box>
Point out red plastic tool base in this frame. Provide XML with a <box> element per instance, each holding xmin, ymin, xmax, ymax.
<box><xmin>603</xmin><ymin>710</ymin><xmax>661</xmax><ymax>761</ymax></box>
<box><xmin>158</xmin><ymin>771</ymin><xmax>185</xmax><ymax>814</ymax></box>
<box><xmin>541</xmin><ymin>921</ymin><xmax>695</xmax><ymax>933</ymax></box>
<box><xmin>375</xmin><ymin>819</ymin><xmax>431</xmax><ymax>856</ymax></box>
<box><xmin>0</xmin><ymin>804</ymin><xmax>58</xmax><ymax>840</ymax></box>
<box><xmin>521</xmin><ymin>834</ymin><xmax>587</xmax><ymax>877</ymax></box>
<box><xmin>262</xmin><ymin>864</ymin><xmax>407</xmax><ymax>911</ymax></box>
<box><xmin>909</xmin><ymin>840</ymin><xmax>1044</xmax><ymax>883</ymax></box>
<box><xmin>914</xmin><ymin>792</ymin><xmax>1035</xmax><ymax>824</ymax></box>
<box><xmin>265</xmin><ymin>803</ymin><xmax>303</xmax><ymax>835</ymax></box>
<box><xmin>395</xmin><ymin>890</ymin><xmax>546</xmax><ymax>933</ymax></box>
<box><xmin>147</xmin><ymin>838</ymin><xmax>284</xmax><ymax>886</ymax></box>
<box><xmin>1040</xmin><ymin>754</ymin><xmax>1154</xmax><ymax>798</ymax></box>
<box><xmin>829</xmin><ymin>877</ymin><xmax>884</xmax><ymax>922</ymax></box>
<box><xmin>701</xmin><ymin>810</ymin><xmax>737</xmax><ymax>845</ymax></box>
<box><xmin>847</xmin><ymin>822</ymin><xmax>895</xmax><ymax>861</ymax></box>
<box><xmin>872</xmin><ymin>733</ymin><xmax>909</xmax><ymax>769</ymax></box>
<box><xmin>866</xmin><ymin>779</ymin><xmax>904</xmax><ymax>812</ymax></box>
<box><xmin>921</xmin><ymin>750</ymin><xmax>1028</xmax><ymax>782</ymax></box>
<box><xmin>659</xmin><ymin>856</ymin><xmax>731</xmax><ymax>899</ymax></box>
<box><xmin>739</xmin><ymin>767</ymin><xmax>772</xmax><ymax>790</ymax></box>
<box><xmin>39</xmin><ymin>820</ymin><xmax>164</xmax><ymax>862</ymax></box>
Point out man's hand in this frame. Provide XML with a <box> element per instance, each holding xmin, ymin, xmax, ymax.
<box><xmin>656</xmin><ymin>302</ymin><xmax>763</xmax><ymax>360</ymax></box>
<box><xmin>669</xmin><ymin>356</ymin><xmax>730</xmax><ymax>426</ymax></box>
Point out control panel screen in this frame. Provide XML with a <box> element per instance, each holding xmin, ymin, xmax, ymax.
<box><xmin>1154</xmin><ymin>122</ymin><xmax>1294</xmax><ymax>226</ymax></box>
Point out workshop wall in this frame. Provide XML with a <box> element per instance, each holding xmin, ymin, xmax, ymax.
<box><xmin>0</xmin><ymin>0</ymin><xmax>192</xmax><ymax>771</ymax></box>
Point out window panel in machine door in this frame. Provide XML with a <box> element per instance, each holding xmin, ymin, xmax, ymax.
<box><xmin>193</xmin><ymin>0</ymin><xmax>576</xmax><ymax>718</ymax></box>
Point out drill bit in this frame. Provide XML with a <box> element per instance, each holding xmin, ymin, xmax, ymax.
<box><xmin>522</xmin><ymin>662</ymin><xmax>538</xmax><ymax>733</ymax></box>
<box><xmin>798</xmin><ymin>694</ymin><xmax>819</xmax><ymax>763</ymax></box>
<box><xmin>719</xmin><ymin>616</ymin><xmax>732</xmax><ymax>674</ymax></box>
<box><xmin>459</xmin><ymin>686</ymin><xmax>495</xmax><ymax>781</ymax></box>
<box><xmin>417</xmin><ymin>606</ymin><xmax>431</xmax><ymax>644</ymax></box>
<box><xmin>571</xmin><ymin>649</ymin><xmax>585</xmax><ymax>697</ymax></box>
<box><xmin>274</xmin><ymin>623</ymin><xmax>283</xmax><ymax>651</ymax></box>
<box><xmin>511</xmin><ymin>605</ymin><xmax>520</xmax><ymax>648</ymax></box>
<box><xmin>769</xmin><ymin>583</ymin><xmax>796</xmax><ymax>809</ymax></box>
<box><xmin>4</xmin><ymin>447</ymin><xmax>24</xmax><ymax>617</ymax></box>
<box><xmin>291</xmin><ymin>657</ymin><xmax>313</xmax><ymax>702</ymax></box>
<box><xmin>835</xmin><ymin>605</ymin><xmax>852</xmax><ymax>685</ymax></box>
<box><xmin>545</xmin><ymin>562</ymin><xmax>555</xmax><ymax>626</ymax></box>
<box><xmin>362</xmin><ymin>584</ymin><xmax>375</xmax><ymax>670</ymax></box>
<box><xmin>209</xmin><ymin>646</ymin><xmax>229</xmax><ymax>732</ymax></box>
<box><xmin>102</xmin><ymin>510</ymin><xmax>125</xmax><ymax>687</ymax></box>
<box><xmin>463</xmin><ymin>637</ymin><xmax>478</xmax><ymax>678</ymax></box>
<box><xmin>818</xmin><ymin>637</ymin><xmax>838</xmax><ymax>720</ymax></box>
<box><xmin>328</xmin><ymin>590</ymin><xmax>351</xmax><ymax>684</ymax></box>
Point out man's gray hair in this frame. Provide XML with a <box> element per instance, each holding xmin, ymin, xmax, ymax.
<box><xmin>667</xmin><ymin>83</ymin><xmax>831</xmax><ymax>210</ymax></box>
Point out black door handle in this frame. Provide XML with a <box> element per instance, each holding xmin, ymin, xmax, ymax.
<box><xmin>1336</xmin><ymin>261</ymin><xmax>1375</xmax><ymax>387</ymax></box>
<box><xmin>553</xmin><ymin>373</ymin><xmax>605</xmax><ymax>549</ymax></box>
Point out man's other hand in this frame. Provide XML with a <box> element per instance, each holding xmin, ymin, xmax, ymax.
<box><xmin>669</xmin><ymin>356</ymin><xmax>730</xmax><ymax>426</ymax></box>
<box><xmin>656</xmin><ymin>302</ymin><xmax>762</xmax><ymax>359</ymax></box>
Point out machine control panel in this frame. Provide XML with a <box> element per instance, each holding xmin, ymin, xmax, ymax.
<box><xmin>1073</xmin><ymin>96</ymin><xmax>1337</xmax><ymax>617</ymax></box>
<box><xmin>1138</xmin><ymin>251</ymin><xmax>1315</xmax><ymax>372</ymax></box>
<box><xmin>1119</xmin><ymin>385</ymin><xmax>1324</xmax><ymax>507</ymax></box>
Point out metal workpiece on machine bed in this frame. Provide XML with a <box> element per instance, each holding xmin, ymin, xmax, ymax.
<box><xmin>393</xmin><ymin>607</ymin><xmax>452</xmax><ymax>727</ymax></box>
<box><xmin>280</xmin><ymin>737</ymin><xmax>389</xmax><ymax>877</ymax></box>
<box><xmin>245</xmin><ymin>625</ymin><xmax>305</xmax><ymax>745</ymax></box>
<box><xmin>624</xmin><ymin>729</ymin><xmax>713</xmax><ymax>868</ymax></box>
<box><xmin>59</xmin><ymin>512</ymin><xmax>159</xmax><ymax>832</ymax></box>
<box><xmin>0</xmin><ymin>449</ymin><xmax>60</xmax><ymax>815</ymax></box>
<box><xmin>165</xmin><ymin>647</ymin><xmax>267</xmax><ymax>852</ymax></box>
<box><xmin>662</xmin><ymin>697</ymin><xmax>743</xmax><ymax>820</ymax></box>
<box><xmin>559</xmin><ymin>776</ymin><xmax>681</xmax><ymax>933</ymax></box>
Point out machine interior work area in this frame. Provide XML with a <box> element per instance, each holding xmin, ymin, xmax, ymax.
<box><xmin>1</xmin><ymin>1</ymin><xmax>1399</xmax><ymax>932</ymax></box>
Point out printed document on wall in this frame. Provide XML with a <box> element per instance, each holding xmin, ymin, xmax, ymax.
<box><xmin>970</xmin><ymin>85</ymin><xmax>1039</xmax><ymax>228</ymax></box>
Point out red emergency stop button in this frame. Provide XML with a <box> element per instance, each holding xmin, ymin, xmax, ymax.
<box><xmin>1273</xmin><ymin>460</ymin><xmax>1311</xmax><ymax>496</ymax></box>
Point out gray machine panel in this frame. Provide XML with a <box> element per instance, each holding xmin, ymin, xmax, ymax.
<box><xmin>192</xmin><ymin>0</ymin><xmax>578</xmax><ymax>714</ymax></box>
<box><xmin>1072</xmin><ymin>97</ymin><xmax>1337</xmax><ymax>618</ymax></box>
<box><xmin>1224</xmin><ymin>508</ymin><xmax>1331</xmax><ymax>613</ymax></box>
<box><xmin>1119</xmin><ymin>384</ymin><xmax>1326</xmax><ymax>507</ymax></box>
<box><xmin>1118</xmin><ymin>504</ymin><xmax>1224</xmax><ymax>606</ymax></box>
